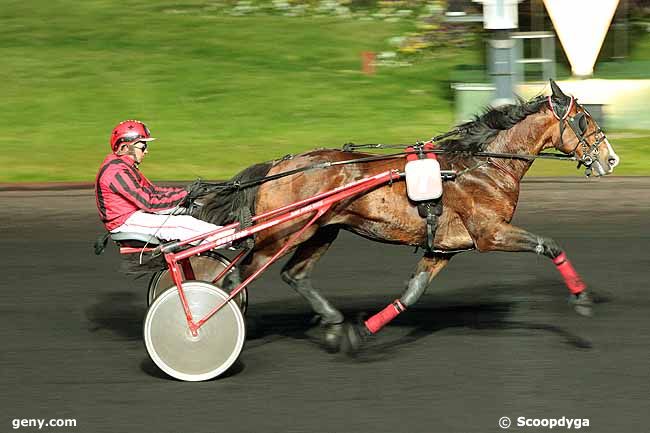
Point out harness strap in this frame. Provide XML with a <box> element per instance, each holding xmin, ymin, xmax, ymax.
<box><xmin>426</xmin><ymin>212</ymin><xmax>436</xmax><ymax>252</ymax></box>
<box><xmin>416</xmin><ymin>201</ymin><xmax>442</xmax><ymax>252</ymax></box>
<box><xmin>195</xmin><ymin>130</ymin><xmax>577</xmax><ymax>197</ymax></box>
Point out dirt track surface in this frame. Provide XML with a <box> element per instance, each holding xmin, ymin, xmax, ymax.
<box><xmin>1</xmin><ymin>177</ymin><xmax>649</xmax><ymax>433</ymax></box>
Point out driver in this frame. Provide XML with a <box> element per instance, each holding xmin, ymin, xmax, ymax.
<box><xmin>95</xmin><ymin>120</ymin><xmax>229</xmax><ymax>244</ymax></box>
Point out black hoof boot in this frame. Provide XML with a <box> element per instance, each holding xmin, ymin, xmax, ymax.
<box><xmin>340</xmin><ymin>322</ymin><xmax>371</xmax><ymax>355</ymax></box>
<box><xmin>569</xmin><ymin>291</ymin><xmax>594</xmax><ymax>317</ymax></box>
<box><xmin>322</xmin><ymin>322</ymin><xmax>345</xmax><ymax>353</ymax></box>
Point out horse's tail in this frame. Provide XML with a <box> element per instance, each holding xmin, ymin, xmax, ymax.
<box><xmin>196</xmin><ymin>161</ymin><xmax>274</xmax><ymax>226</ymax></box>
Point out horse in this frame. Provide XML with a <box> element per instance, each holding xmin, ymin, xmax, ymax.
<box><xmin>197</xmin><ymin>79</ymin><xmax>620</xmax><ymax>352</ymax></box>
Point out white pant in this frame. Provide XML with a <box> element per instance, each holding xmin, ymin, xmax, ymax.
<box><xmin>111</xmin><ymin>210</ymin><xmax>234</xmax><ymax>245</ymax></box>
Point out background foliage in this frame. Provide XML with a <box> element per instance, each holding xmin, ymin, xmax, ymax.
<box><xmin>0</xmin><ymin>0</ymin><xmax>648</xmax><ymax>182</ymax></box>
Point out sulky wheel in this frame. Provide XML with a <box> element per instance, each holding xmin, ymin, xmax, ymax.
<box><xmin>143</xmin><ymin>281</ymin><xmax>246</xmax><ymax>382</ymax></box>
<box><xmin>147</xmin><ymin>251</ymin><xmax>247</xmax><ymax>314</ymax></box>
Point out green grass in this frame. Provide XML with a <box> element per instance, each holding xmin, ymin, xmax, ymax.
<box><xmin>0</xmin><ymin>0</ymin><xmax>648</xmax><ymax>182</ymax></box>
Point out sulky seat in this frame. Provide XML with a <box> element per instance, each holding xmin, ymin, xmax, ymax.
<box><xmin>110</xmin><ymin>232</ymin><xmax>162</xmax><ymax>247</ymax></box>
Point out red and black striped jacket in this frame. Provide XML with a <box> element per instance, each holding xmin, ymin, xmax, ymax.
<box><xmin>95</xmin><ymin>154</ymin><xmax>188</xmax><ymax>231</ymax></box>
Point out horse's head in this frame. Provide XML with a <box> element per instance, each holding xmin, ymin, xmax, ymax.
<box><xmin>546</xmin><ymin>80</ymin><xmax>620</xmax><ymax>177</ymax></box>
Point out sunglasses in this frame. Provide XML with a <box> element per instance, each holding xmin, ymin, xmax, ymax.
<box><xmin>133</xmin><ymin>142</ymin><xmax>148</xmax><ymax>151</ymax></box>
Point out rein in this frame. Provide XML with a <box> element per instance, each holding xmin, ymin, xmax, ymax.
<box><xmin>342</xmin><ymin>143</ymin><xmax>577</xmax><ymax>162</ymax></box>
<box><xmin>201</xmin><ymin>152</ymin><xmax>457</xmax><ymax>192</ymax></box>
<box><xmin>200</xmin><ymin>99</ymin><xmax>598</xmax><ymax>194</ymax></box>
<box><xmin>341</xmin><ymin>124</ymin><xmax>577</xmax><ymax>162</ymax></box>
<box><xmin>199</xmin><ymin>145</ymin><xmax>574</xmax><ymax>194</ymax></box>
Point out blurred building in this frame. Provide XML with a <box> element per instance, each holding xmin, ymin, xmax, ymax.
<box><xmin>450</xmin><ymin>0</ymin><xmax>650</xmax><ymax>129</ymax></box>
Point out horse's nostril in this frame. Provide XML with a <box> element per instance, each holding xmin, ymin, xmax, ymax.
<box><xmin>608</xmin><ymin>158</ymin><xmax>617</xmax><ymax>166</ymax></box>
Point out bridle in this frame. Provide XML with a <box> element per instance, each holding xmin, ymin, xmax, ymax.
<box><xmin>547</xmin><ymin>95</ymin><xmax>607</xmax><ymax>175</ymax></box>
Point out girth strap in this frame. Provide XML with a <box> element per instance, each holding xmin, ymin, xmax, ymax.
<box><xmin>426</xmin><ymin>213</ymin><xmax>436</xmax><ymax>252</ymax></box>
<box><xmin>417</xmin><ymin>200</ymin><xmax>443</xmax><ymax>252</ymax></box>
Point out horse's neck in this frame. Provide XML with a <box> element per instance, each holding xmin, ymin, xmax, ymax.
<box><xmin>486</xmin><ymin>113</ymin><xmax>549</xmax><ymax>180</ymax></box>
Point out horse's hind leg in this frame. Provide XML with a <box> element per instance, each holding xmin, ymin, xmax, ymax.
<box><xmin>280</xmin><ymin>226</ymin><xmax>346</xmax><ymax>351</ymax></box>
<box><xmin>340</xmin><ymin>253</ymin><xmax>451</xmax><ymax>353</ymax></box>
<box><xmin>367</xmin><ymin>253</ymin><xmax>450</xmax><ymax>332</ymax></box>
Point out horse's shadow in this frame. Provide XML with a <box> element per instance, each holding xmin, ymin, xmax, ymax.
<box><xmin>85</xmin><ymin>282</ymin><xmax>595</xmax><ymax>367</ymax></box>
<box><xmin>356</xmin><ymin>305</ymin><xmax>594</xmax><ymax>363</ymax></box>
<box><xmin>85</xmin><ymin>291</ymin><xmax>248</xmax><ymax>380</ymax></box>
<box><xmin>85</xmin><ymin>291</ymin><xmax>146</xmax><ymax>341</ymax></box>
<box><xmin>245</xmin><ymin>297</ymin><xmax>593</xmax><ymax>363</ymax></box>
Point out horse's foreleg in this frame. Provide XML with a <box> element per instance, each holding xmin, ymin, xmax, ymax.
<box><xmin>471</xmin><ymin>222</ymin><xmax>592</xmax><ymax>315</ymax></box>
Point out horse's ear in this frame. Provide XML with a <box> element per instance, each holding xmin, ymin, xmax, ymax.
<box><xmin>549</xmin><ymin>79</ymin><xmax>569</xmax><ymax>102</ymax></box>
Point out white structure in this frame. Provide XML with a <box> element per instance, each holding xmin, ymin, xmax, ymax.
<box><xmin>473</xmin><ymin>0</ymin><xmax>523</xmax><ymax>30</ymax></box>
<box><xmin>472</xmin><ymin>0</ymin><xmax>524</xmax><ymax>105</ymax></box>
<box><xmin>543</xmin><ymin>0</ymin><xmax>620</xmax><ymax>77</ymax></box>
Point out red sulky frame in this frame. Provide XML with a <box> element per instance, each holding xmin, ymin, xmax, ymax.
<box><xmin>121</xmin><ymin>170</ymin><xmax>401</xmax><ymax>336</ymax></box>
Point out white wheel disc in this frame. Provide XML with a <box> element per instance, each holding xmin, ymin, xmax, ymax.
<box><xmin>144</xmin><ymin>281</ymin><xmax>245</xmax><ymax>382</ymax></box>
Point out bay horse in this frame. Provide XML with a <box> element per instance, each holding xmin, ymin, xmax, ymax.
<box><xmin>198</xmin><ymin>80</ymin><xmax>620</xmax><ymax>352</ymax></box>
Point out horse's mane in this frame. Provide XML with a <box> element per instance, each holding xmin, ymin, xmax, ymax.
<box><xmin>195</xmin><ymin>161</ymin><xmax>274</xmax><ymax>226</ymax></box>
<box><xmin>438</xmin><ymin>95</ymin><xmax>548</xmax><ymax>155</ymax></box>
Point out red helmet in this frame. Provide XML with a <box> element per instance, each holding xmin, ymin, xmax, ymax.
<box><xmin>110</xmin><ymin>120</ymin><xmax>156</xmax><ymax>153</ymax></box>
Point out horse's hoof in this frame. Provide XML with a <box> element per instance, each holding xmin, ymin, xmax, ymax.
<box><xmin>569</xmin><ymin>291</ymin><xmax>594</xmax><ymax>317</ymax></box>
<box><xmin>340</xmin><ymin>323</ymin><xmax>370</xmax><ymax>355</ymax></box>
<box><xmin>322</xmin><ymin>322</ymin><xmax>345</xmax><ymax>353</ymax></box>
